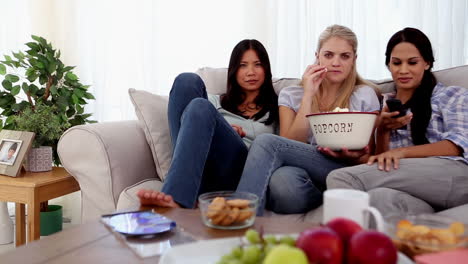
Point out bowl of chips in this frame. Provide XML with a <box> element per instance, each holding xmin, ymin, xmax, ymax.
<box><xmin>198</xmin><ymin>191</ymin><xmax>258</xmax><ymax>230</ymax></box>
<box><xmin>386</xmin><ymin>214</ymin><xmax>468</xmax><ymax>259</ymax></box>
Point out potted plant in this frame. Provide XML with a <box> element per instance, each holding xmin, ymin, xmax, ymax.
<box><xmin>0</xmin><ymin>35</ymin><xmax>95</xmax><ymax>167</ymax></box>
<box><xmin>12</xmin><ymin>103</ymin><xmax>70</xmax><ymax>171</ymax></box>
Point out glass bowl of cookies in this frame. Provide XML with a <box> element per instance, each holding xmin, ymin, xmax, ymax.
<box><xmin>198</xmin><ymin>191</ymin><xmax>258</xmax><ymax>230</ymax></box>
<box><xmin>386</xmin><ymin>214</ymin><xmax>468</xmax><ymax>259</ymax></box>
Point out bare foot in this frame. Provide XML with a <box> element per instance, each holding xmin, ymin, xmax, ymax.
<box><xmin>136</xmin><ymin>189</ymin><xmax>181</xmax><ymax>208</ymax></box>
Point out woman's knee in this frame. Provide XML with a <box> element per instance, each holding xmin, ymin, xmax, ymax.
<box><xmin>171</xmin><ymin>73</ymin><xmax>205</xmax><ymax>96</ymax></box>
<box><xmin>270</xmin><ymin>167</ymin><xmax>307</xmax><ymax>196</ymax></box>
<box><xmin>369</xmin><ymin>188</ymin><xmax>434</xmax><ymax>216</ymax></box>
<box><xmin>268</xmin><ymin>166</ymin><xmax>321</xmax><ymax>214</ymax></box>
<box><xmin>326</xmin><ymin>166</ymin><xmax>366</xmax><ymax>190</ymax></box>
<box><xmin>326</xmin><ymin>167</ymin><xmax>352</xmax><ymax>189</ymax></box>
<box><xmin>250</xmin><ymin>134</ymin><xmax>282</xmax><ymax>152</ymax></box>
<box><xmin>183</xmin><ymin>97</ymin><xmax>218</xmax><ymax>122</ymax></box>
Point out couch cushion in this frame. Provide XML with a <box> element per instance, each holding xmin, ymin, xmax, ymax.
<box><xmin>117</xmin><ymin>179</ymin><xmax>164</xmax><ymax>211</ymax></box>
<box><xmin>129</xmin><ymin>88</ymin><xmax>173</xmax><ymax>180</ymax></box>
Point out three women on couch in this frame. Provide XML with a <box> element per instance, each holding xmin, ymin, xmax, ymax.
<box><xmin>138</xmin><ymin>39</ymin><xmax>279</xmax><ymax>208</ymax></box>
<box><xmin>139</xmin><ymin>26</ymin><xmax>467</xmax><ymax>218</ymax></box>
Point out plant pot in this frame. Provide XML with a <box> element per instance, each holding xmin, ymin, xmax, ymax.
<box><xmin>40</xmin><ymin>205</ymin><xmax>63</xmax><ymax>236</ymax></box>
<box><xmin>0</xmin><ymin>202</ymin><xmax>14</xmax><ymax>244</ymax></box>
<box><xmin>24</xmin><ymin>146</ymin><xmax>53</xmax><ymax>172</ymax></box>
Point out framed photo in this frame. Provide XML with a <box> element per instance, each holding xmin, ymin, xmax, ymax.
<box><xmin>0</xmin><ymin>139</ymin><xmax>23</xmax><ymax>166</ymax></box>
<box><xmin>0</xmin><ymin>130</ymin><xmax>35</xmax><ymax>177</ymax></box>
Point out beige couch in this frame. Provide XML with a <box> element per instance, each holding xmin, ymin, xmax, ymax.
<box><xmin>58</xmin><ymin>65</ymin><xmax>468</xmax><ymax>223</ymax></box>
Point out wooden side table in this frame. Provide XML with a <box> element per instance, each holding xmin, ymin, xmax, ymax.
<box><xmin>0</xmin><ymin>167</ymin><xmax>80</xmax><ymax>246</ymax></box>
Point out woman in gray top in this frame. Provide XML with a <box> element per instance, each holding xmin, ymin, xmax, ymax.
<box><xmin>236</xmin><ymin>25</ymin><xmax>381</xmax><ymax>215</ymax></box>
<box><xmin>137</xmin><ymin>39</ymin><xmax>279</xmax><ymax>208</ymax></box>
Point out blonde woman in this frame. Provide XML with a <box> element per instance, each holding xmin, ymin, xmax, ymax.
<box><xmin>236</xmin><ymin>25</ymin><xmax>380</xmax><ymax>215</ymax></box>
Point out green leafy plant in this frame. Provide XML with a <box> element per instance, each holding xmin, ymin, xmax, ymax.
<box><xmin>12</xmin><ymin>103</ymin><xmax>70</xmax><ymax>148</ymax></box>
<box><xmin>0</xmin><ymin>35</ymin><xmax>95</xmax><ymax>164</ymax></box>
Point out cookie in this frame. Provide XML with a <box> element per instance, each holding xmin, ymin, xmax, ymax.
<box><xmin>210</xmin><ymin>206</ymin><xmax>228</xmax><ymax>225</ymax></box>
<box><xmin>206</xmin><ymin>197</ymin><xmax>226</xmax><ymax>218</ymax></box>
<box><xmin>235</xmin><ymin>210</ymin><xmax>253</xmax><ymax>223</ymax></box>
<box><xmin>226</xmin><ymin>199</ymin><xmax>250</xmax><ymax>209</ymax></box>
<box><xmin>220</xmin><ymin>207</ymin><xmax>240</xmax><ymax>226</ymax></box>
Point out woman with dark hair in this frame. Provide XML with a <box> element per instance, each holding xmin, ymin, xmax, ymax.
<box><xmin>137</xmin><ymin>39</ymin><xmax>279</xmax><ymax>208</ymax></box>
<box><xmin>327</xmin><ymin>28</ymin><xmax>468</xmax><ymax>217</ymax></box>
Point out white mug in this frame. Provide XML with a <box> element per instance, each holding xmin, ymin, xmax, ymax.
<box><xmin>323</xmin><ymin>189</ymin><xmax>384</xmax><ymax>232</ymax></box>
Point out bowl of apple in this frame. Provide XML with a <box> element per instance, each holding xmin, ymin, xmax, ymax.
<box><xmin>306</xmin><ymin>107</ymin><xmax>378</xmax><ymax>150</ymax></box>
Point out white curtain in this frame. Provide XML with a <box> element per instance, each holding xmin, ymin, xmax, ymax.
<box><xmin>267</xmin><ymin>0</ymin><xmax>468</xmax><ymax>81</ymax></box>
<box><xmin>1</xmin><ymin>0</ymin><xmax>467</xmax><ymax>122</ymax></box>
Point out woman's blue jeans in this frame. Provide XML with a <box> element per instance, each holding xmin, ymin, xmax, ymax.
<box><xmin>161</xmin><ymin>73</ymin><xmax>248</xmax><ymax>208</ymax></box>
<box><xmin>236</xmin><ymin>134</ymin><xmax>348</xmax><ymax>215</ymax></box>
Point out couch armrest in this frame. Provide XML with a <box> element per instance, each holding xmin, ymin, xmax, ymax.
<box><xmin>58</xmin><ymin>120</ymin><xmax>158</xmax><ymax>222</ymax></box>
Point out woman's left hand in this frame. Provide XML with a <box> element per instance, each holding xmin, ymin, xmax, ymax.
<box><xmin>367</xmin><ymin>149</ymin><xmax>405</xmax><ymax>171</ymax></box>
<box><xmin>231</xmin><ymin>124</ymin><xmax>246</xmax><ymax>137</ymax></box>
<box><xmin>318</xmin><ymin>146</ymin><xmax>370</xmax><ymax>163</ymax></box>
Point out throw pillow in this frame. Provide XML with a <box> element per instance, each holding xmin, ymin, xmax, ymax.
<box><xmin>128</xmin><ymin>88</ymin><xmax>172</xmax><ymax>181</ymax></box>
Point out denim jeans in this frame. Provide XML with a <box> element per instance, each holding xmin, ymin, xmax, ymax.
<box><xmin>161</xmin><ymin>73</ymin><xmax>248</xmax><ymax>208</ymax></box>
<box><xmin>236</xmin><ymin>134</ymin><xmax>347</xmax><ymax>215</ymax></box>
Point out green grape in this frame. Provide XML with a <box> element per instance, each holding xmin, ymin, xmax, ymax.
<box><xmin>279</xmin><ymin>236</ymin><xmax>296</xmax><ymax>247</ymax></box>
<box><xmin>245</xmin><ymin>229</ymin><xmax>261</xmax><ymax>244</ymax></box>
<box><xmin>242</xmin><ymin>245</ymin><xmax>261</xmax><ymax>264</ymax></box>
<box><xmin>218</xmin><ymin>230</ymin><xmax>301</xmax><ymax>264</ymax></box>
<box><xmin>263</xmin><ymin>234</ymin><xmax>277</xmax><ymax>245</ymax></box>
<box><xmin>217</xmin><ymin>253</ymin><xmax>236</xmax><ymax>264</ymax></box>
<box><xmin>264</xmin><ymin>243</ymin><xmax>275</xmax><ymax>255</ymax></box>
<box><xmin>231</xmin><ymin>246</ymin><xmax>243</xmax><ymax>258</ymax></box>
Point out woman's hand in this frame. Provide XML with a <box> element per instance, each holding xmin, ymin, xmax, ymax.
<box><xmin>377</xmin><ymin>105</ymin><xmax>413</xmax><ymax>132</ymax></box>
<box><xmin>302</xmin><ymin>65</ymin><xmax>327</xmax><ymax>95</ymax></box>
<box><xmin>318</xmin><ymin>146</ymin><xmax>370</xmax><ymax>164</ymax></box>
<box><xmin>231</xmin><ymin>124</ymin><xmax>246</xmax><ymax>137</ymax></box>
<box><xmin>367</xmin><ymin>148</ymin><xmax>406</xmax><ymax>171</ymax></box>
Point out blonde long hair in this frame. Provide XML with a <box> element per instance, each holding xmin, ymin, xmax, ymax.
<box><xmin>309</xmin><ymin>25</ymin><xmax>378</xmax><ymax>113</ymax></box>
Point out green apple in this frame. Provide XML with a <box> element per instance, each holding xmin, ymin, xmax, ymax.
<box><xmin>263</xmin><ymin>245</ymin><xmax>308</xmax><ymax>264</ymax></box>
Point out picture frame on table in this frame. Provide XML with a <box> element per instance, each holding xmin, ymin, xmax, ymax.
<box><xmin>0</xmin><ymin>130</ymin><xmax>35</xmax><ymax>177</ymax></box>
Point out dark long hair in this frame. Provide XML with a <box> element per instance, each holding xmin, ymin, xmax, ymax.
<box><xmin>385</xmin><ymin>28</ymin><xmax>437</xmax><ymax>145</ymax></box>
<box><xmin>221</xmin><ymin>39</ymin><xmax>278</xmax><ymax>125</ymax></box>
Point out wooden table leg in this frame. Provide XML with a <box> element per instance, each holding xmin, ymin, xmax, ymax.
<box><xmin>27</xmin><ymin>201</ymin><xmax>41</xmax><ymax>242</ymax></box>
<box><xmin>15</xmin><ymin>203</ymin><xmax>25</xmax><ymax>246</ymax></box>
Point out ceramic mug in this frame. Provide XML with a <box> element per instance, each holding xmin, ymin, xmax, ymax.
<box><xmin>323</xmin><ymin>189</ymin><xmax>384</xmax><ymax>231</ymax></box>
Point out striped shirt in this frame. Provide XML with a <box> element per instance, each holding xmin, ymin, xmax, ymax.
<box><xmin>385</xmin><ymin>83</ymin><xmax>468</xmax><ymax>164</ymax></box>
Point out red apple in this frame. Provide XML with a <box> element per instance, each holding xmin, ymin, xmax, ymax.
<box><xmin>296</xmin><ymin>227</ymin><xmax>343</xmax><ymax>264</ymax></box>
<box><xmin>347</xmin><ymin>230</ymin><xmax>398</xmax><ymax>264</ymax></box>
<box><xmin>326</xmin><ymin>217</ymin><xmax>363</xmax><ymax>246</ymax></box>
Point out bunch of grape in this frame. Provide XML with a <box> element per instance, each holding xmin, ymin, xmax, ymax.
<box><xmin>217</xmin><ymin>229</ymin><xmax>296</xmax><ymax>264</ymax></box>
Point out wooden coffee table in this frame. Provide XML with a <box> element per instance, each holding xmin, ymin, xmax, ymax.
<box><xmin>0</xmin><ymin>207</ymin><xmax>317</xmax><ymax>263</ymax></box>
<box><xmin>0</xmin><ymin>167</ymin><xmax>80</xmax><ymax>246</ymax></box>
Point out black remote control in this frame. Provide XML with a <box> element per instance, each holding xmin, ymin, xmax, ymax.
<box><xmin>386</xmin><ymin>98</ymin><xmax>407</xmax><ymax>118</ymax></box>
